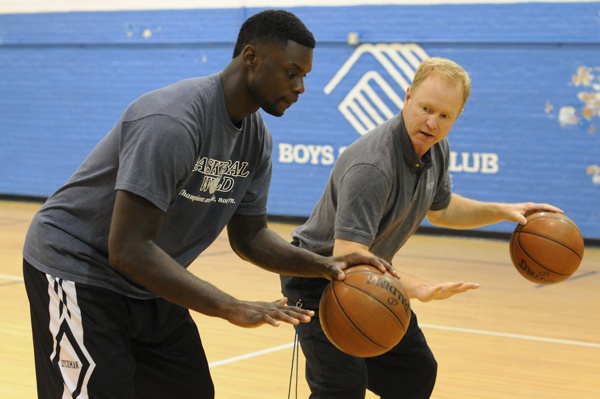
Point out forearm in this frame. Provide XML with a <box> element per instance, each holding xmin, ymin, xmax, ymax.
<box><xmin>108</xmin><ymin>190</ymin><xmax>239</xmax><ymax>319</ymax></box>
<box><xmin>427</xmin><ymin>194</ymin><xmax>507</xmax><ymax>229</ymax></box>
<box><xmin>107</xmin><ymin>192</ymin><xmax>317</xmax><ymax>328</ymax></box>
<box><xmin>230</xmin><ymin>226</ymin><xmax>330</xmax><ymax>278</ymax></box>
<box><xmin>429</xmin><ymin>194</ymin><xmax>564</xmax><ymax>229</ymax></box>
<box><xmin>110</xmin><ymin>241</ymin><xmax>238</xmax><ymax>319</ymax></box>
<box><xmin>395</xmin><ymin>270</ymin><xmax>431</xmax><ymax>299</ymax></box>
<box><xmin>334</xmin><ymin>239</ymin><xmax>424</xmax><ymax>298</ymax></box>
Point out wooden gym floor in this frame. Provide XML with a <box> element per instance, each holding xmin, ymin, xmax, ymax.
<box><xmin>1</xmin><ymin>200</ymin><xmax>599</xmax><ymax>398</ymax></box>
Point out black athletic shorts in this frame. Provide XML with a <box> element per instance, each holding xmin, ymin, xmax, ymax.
<box><xmin>23</xmin><ymin>259</ymin><xmax>214</xmax><ymax>399</ymax></box>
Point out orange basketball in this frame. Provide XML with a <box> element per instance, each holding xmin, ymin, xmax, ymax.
<box><xmin>319</xmin><ymin>265</ymin><xmax>411</xmax><ymax>358</ymax></box>
<box><xmin>510</xmin><ymin>211</ymin><xmax>584</xmax><ymax>284</ymax></box>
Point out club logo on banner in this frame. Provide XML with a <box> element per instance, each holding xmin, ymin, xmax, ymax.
<box><xmin>322</xmin><ymin>43</ymin><xmax>499</xmax><ymax>174</ymax></box>
<box><xmin>324</xmin><ymin>43</ymin><xmax>429</xmax><ymax>136</ymax></box>
<box><xmin>278</xmin><ymin>43</ymin><xmax>498</xmax><ymax>174</ymax></box>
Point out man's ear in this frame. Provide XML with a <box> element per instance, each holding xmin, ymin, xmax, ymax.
<box><xmin>404</xmin><ymin>86</ymin><xmax>412</xmax><ymax>106</ymax></box>
<box><xmin>242</xmin><ymin>45</ymin><xmax>257</xmax><ymax>68</ymax></box>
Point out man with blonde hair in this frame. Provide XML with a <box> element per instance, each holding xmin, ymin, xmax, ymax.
<box><xmin>281</xmin><ymin>57</ymin><xmax>561</xmax><ymax>398</ymax></box>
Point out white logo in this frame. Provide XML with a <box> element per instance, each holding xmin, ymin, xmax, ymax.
<box><xmin>324</xmin><ymin>43</ymin><xmax>430</xmax><ymax>135</ymax></box>
<box><xmin>277</xmin><ymin>43</ymin><xmax>499</xmax><ymax>174</ymax></box>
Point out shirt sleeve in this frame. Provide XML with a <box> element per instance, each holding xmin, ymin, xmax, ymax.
<box><xmin>429</xmin><ymin>138</ymin><xmax>452</xmax><ymax>211</ymax></box>
<box><xmin>115</xmin><ymin>115</ymin><xmax>197</xmax><ymax>212</ymax></box>
<box><xmin>334</xmin><ymin>163</ymin><xmax>391</xmax><ymax>247</ymax></box>
<box><xmin>430</xmin><ymin>170</ymin><xmax>452</xmax><ymax>211</ymax></box>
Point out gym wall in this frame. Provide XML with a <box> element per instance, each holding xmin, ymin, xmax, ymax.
<box><xmin>1</xmin><ymin>1</ymin><xmax>599</xmax><ymax>239</ymax></box>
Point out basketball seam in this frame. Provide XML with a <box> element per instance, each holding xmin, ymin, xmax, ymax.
<box><xmin>517</xmin><ymin>231</ymin><xmax>582</xmax><ymax>275</ymax></box>
<box><xmin>521</xmin><ymin>219</ymin><xmax>583</xmax><ymax>259</ymax></box>
<box><xmin>514</xmin><ymin>232</ymin><xmax>572</xmax><ymax>276</ymax></box>
<box><xmin>340</xmin><ymin>280</ymin><xmax>408</xmax><ymax>331</ymax></box>
<box><xmin>528</xmin><ymin>216</ymin><xmax>579</xmax><ymax>230</ymax></box>
<box><xmin>331</xmin><ymin>284</ymin><xmax>389</xmax><ymax>350</ymax></box>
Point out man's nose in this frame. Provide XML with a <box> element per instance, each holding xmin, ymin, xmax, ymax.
<box><xmin>426</xmin><ymin>115</ymin><xmax>437</xmax><ymax>129</ymax></box>
<box><xmin>293</xmin><ymin>77</ymin><xmax>305</xmax><ymax>94</ymax></box>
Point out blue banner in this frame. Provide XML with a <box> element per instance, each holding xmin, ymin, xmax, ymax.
<box><xmin>0</xmin><ymin>3</ymin><xmax>598</xmax><ymax>238</ymax></box>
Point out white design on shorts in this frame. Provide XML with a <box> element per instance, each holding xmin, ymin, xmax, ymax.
<box><xmin>47</xmin><ymin>276</ymin><xmax>96</xmax><ymax>398</ymax></box>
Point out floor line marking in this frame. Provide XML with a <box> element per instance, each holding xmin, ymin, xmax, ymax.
<box><xmin>209</xmin><ymin>342</ymin><xmax>294</xmax><ymax>368</ymax></box>
<box><xmin>209</xmin><ymin>324</ymin><xmax>600</xmax><ymax>368</ymax></box>
<box><xmin>5</xmin><ymin>270</ymin><xmax>597</xmax><ymax>365</ymax></box>
<box><xmin>534</xmin><ymin>270</ymin><xmax>597</xmax><ymax>288</ymax></box>
<box><xmin>421</xmin><ymin>323</ymin><xmax>600</xmax><ymax>348</ymax></box>
<box><xmin>0</xmin><ymin>274</ymin><xmax>23</xmax><ymax>281</ymax></box>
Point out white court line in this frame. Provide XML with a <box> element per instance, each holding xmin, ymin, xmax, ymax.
<box><xmin>209</xmin><ymin>324</ymin><xmax>600</xmax><ymax>368</ymax></box>
<box><xmin>0</xmin><ymin>268</ymin><xmax>293</xmax><ymax>368</ymax></box>
<box><xmin>0</xmin><ymin>274</ymin><xmax>23</xmax><ymax>281</ymax></box>
<box><xmin>209</xmin><ymin>342</ymin><xmax>294</xmax><ymax>368</ymax></box>
<box><xmin>421</xmin><ymin>323</ymin><xmax>600</xmax><ymax>348</ymax></box>
<box><xmin>4</xmin><ymin>270</ymin><xmax>597</xmax><ymax>360</ymax></box>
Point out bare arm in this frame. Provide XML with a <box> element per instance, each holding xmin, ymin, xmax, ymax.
<box><xmin>227</xmin><ymin>214</ymin><xmax>394</xmax><ymax>281</ymax></box>
<box><xmin>333</xmin><ymin>238</ymin><xmax>479</xmax><ymax>302</ymax></box>
<box><xmin>426</xmin><ymin>193</ymin><xmax>563</xmax><ymax>229</ymax></box>
<box><xmin>108</xmin><ymin>190</ymin><xmax>313</xmax><ymax>327</ymax></box>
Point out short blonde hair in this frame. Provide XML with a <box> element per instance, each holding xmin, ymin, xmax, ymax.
<box><xmin>411</xmin><ymin>57</ymin><xmax>471</xmax><ymax>107</ymax></box>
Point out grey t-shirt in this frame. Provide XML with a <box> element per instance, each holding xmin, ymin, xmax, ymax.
<box><xmin>282</xmin><ymin>112</ymin><xmax>451</xmax><ymax>308</ymax></box>
<box><xmin>24</xmin><ymin>74</ymin><xmax>273</xmax><ymax>299</ymax></box>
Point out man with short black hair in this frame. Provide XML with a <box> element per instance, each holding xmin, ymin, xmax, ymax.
<box><xmin>23</xmin><ymin>10</ymin><xmax>391</xmax><ymax>398</ymax></box>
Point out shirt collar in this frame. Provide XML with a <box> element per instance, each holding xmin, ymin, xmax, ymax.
<box><xmin>398</xmin><ymin>113</ymin><xmax>433</xmax><ymax>174</ymax></box>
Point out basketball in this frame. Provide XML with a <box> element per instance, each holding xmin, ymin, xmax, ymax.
<box><xmin>319</xmin><ymin>265</ymin><xmax>411</xmax><ymax>358</ymax></box>
<box><xmin>509</xmin><ymin>211</ymin><xmax>584</xmax><ymax>284</ymax></box>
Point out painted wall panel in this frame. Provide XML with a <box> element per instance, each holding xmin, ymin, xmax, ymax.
<box><xmin>0</xmin><ymin>3</ymin><xmax>598</xmax><ymax>239</ymax></box>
